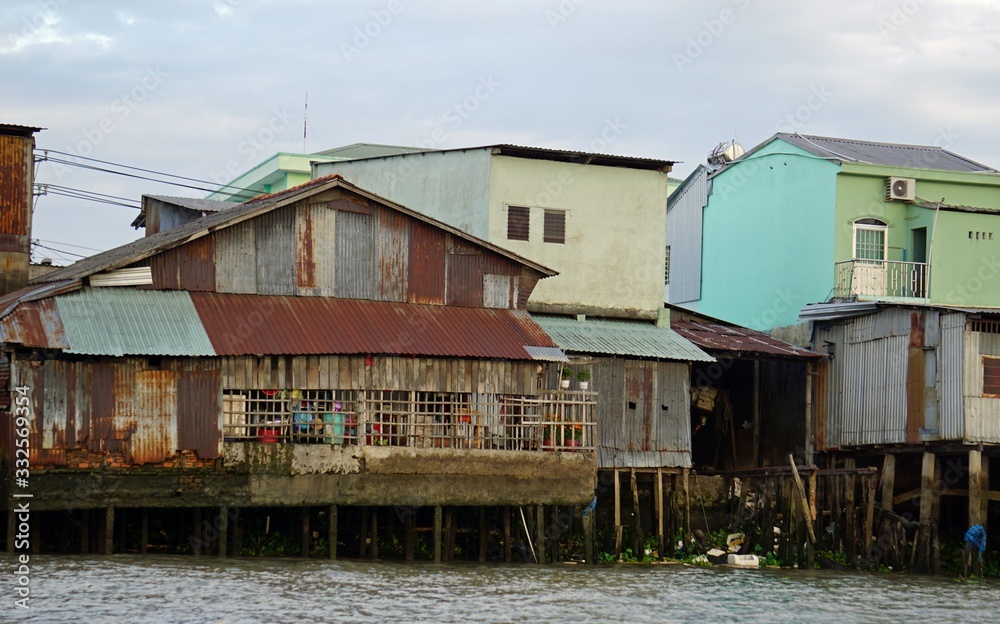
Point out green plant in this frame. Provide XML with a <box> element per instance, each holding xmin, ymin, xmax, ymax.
<box><xmin>576</xmin><ymin>369</ymin><xmax>590</xmax><ymax>382</ymax></box>
<box><xmin>561</xmin><ymin>367</ymin><xmax>573</xmax><ymax>380</ymax></box>
<box><xmin>598</xmin><ymin>551</ymin><xmax>616</xmax><ymax>563</ymax></box>
<box><xmin>762</xmin><ymin>551</ymin><xmax>782</xmax><ymax>567</ymax></box>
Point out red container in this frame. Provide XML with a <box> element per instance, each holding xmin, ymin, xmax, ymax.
<box><xmin>259</xmin><ymin>428</ymin><xmax>281</xmax><ymax>444</ymax></box>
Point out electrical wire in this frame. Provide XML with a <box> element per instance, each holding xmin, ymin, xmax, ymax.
<box><xmin>36</xmin><ymin>149</ymin><xmax>261</xmax><ymax>199</ymax></box>
<box><xmin>34</xmin><ymin>238</ymin><xmax>104</xmax><ymax>252</ymax></box>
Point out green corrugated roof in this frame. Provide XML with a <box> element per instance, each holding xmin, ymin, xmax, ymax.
<box><xmin>532</xmin><ymin>315</ymin><xmax>715</xmax><ymax>362</ymax></box>
<box><xmin>55</xmin><ymin>288</ymin><xmax>215</xmax><ymax>356</ymax></box>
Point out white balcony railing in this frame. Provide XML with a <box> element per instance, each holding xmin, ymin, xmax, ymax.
<box><xmin>834</xmin><ymin>260</ymin><xmax>928</xmax><ymax>299</ymax></box>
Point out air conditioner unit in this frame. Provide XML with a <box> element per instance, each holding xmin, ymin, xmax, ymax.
<box><xmin>885</xmin><ymin>177</ymin><xmax>915</xmax><ymax>201</ymax></box>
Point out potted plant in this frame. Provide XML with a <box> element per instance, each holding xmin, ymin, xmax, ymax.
<box><xmin>576</xmin><ymin>368</ymin><xmax>591</xmax><ymax>391</ymax></box>
<box><xmin>560</xmin><ymin>367</ymin><xmax>572</xmax><ymax>389</ymax></box>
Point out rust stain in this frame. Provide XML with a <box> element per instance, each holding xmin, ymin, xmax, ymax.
<box><xmin>0</xmin><ymin>133</ymin><xmax>33</xmax><ymax>253</ymax></box>
<box><xmin>407</xmin><ymin>220</ymin><xmax>446</xmax><ymax>305</ymax></box>
<box><xmin>909</xmin><ymin>311</ymin><xmax>925</xmax><ymax>348</ymax></box>
<box><xmin>178</xmin><ymin>235</ymin><xmax>216</xmax><ymax>292</ymax></box>
<box><xmin>177</xmin><ymin>367</ymin><xmax>221</xmax><ymax>459</ymax></box>
<box><xmin>296</xmin><ymin>206</ymin><xmax>316</xmax><ymax>288</ymax></box>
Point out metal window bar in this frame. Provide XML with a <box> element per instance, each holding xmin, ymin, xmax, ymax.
<box><xmin>833</xmin><ymin>260</ymin><xmax>928</xmax><ymax>299</ymax></box>
<box><xmin>222</xmin><ymin>388</ymin><xmax>597</xmax><ymax>452</ymax></box>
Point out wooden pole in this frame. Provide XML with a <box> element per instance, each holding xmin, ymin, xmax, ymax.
<box><xmin>656</xmin><ymin>468</ymin><xmax>664</xmax><ymax>558</ymax></box>
<box><xmin>104</xmin><ymin>506</ymin><xmax>114</xmax><ymax>556</ymax></box>
<box><xmin>503</xmin><ymin>506</ymin><xmax>512</xmax><ymax>563</ymax></box>
<box><xmin>862</xmin><ymin>476</ymin><xmax>876</xmax><ymax>568</ymax></box>
<box><xmin>752</xmin><ymin>360</ymin><xmax>761</xmax><ymax>467</ymax></box>
<box><xmin>218</xmin><ymin>506</ymin><xmax>228</xmax><ymax>558</ymax></box>
<box><xmin>328</xmin><ymin>505</ymin><xmax>338</xmax><ymax>560</ymax></box>
<box><xmin>192</xmin><ymin>508</ymin><xmax>202</xmax><ymax>556</ymax></box>
<box><xmin>433</xmin><ymin>506</ymin><xmax>443</xmax><ymax>563</ymax></box>
<box><xmin>370</xmin><ymin>507</ymin><xmax>378</xmax><ymax>560</ymax></box>
<box><xmin>683</xmin><ymin>469</ymin><xmax>692</xmax><ymax>538</ymax></box>
<box><xmin>404</xmin><ymin>509</ymin><xmax>414</xmax><ymax>561</ymax></box>
<box><xmin>232</xmin><ymin>511</ymin><xmax>242</xmax><ymax>557</ymax></box>
<box><xmin>844</xmin><ymin>459</ymin><xmax>856</xmax><ymax>563</ymax></box>
<box><xmin>444</xmin><ymin>507</ymin><xmax>454</xmax><ymax>562</ymax></box>
<box><xmin>788</xmin><ymin>455</ymin><xmax>816</xmax><ymax>545</ymax></box>
<box><xmin>881</xmin><ymin>454</ymin><xmax>896</xmax><ymax>513</ymax></box>
<box><xmin>584</xmin><ymin>506</ymin><xmax>595</xmax><ymax>565</ymax></box>
<box><xmin>631</xmin><ymin>469</ymin><xmax>642</xmax><ymax>555</ymax></box>
<box><xmin>969</xmin><ymin>449</ymin><xmax>984</xmax><ymax>527</ymax></box>
<box><xmin>932</xmin><ymin>456</ymin><xmax>942</xmax><ymax>575</ymax></box>
<box><xmin>918</xmin><ymin>451</ymin><xmax>935</xmax><ymax>572</ymax></box>
<box><xmin>301</xmin><ymin>507</ymin><xmax>310</xmax><ymax>558</ymax></box>
<box><xmin>478</xmin><ymin>507</ymin><xmax>488</xmax><ymax>563</ymax></box>
<box><xmin>982</xmin><ymin>456</ymin><xmax>991</xmax><ymax>526</ymax></box>
<box><xmin>549</xmin><ymin>506</ymin><xmax>560</xmax><ymax>563</ymax></box>
<box><xmin>613</xmin><ymin>469</ymin><xmax>622</xmax><ymax>558</ymax></box>
<box><xmin>80</xmin><ymin>510</ymin><xmax>90</xmax><ymax>554</ymax></box>
<box><xmin>359</xmin><ymin>507</ymin><xmax>369</xmax><ymax>558</ymax></box>
<box><xmin>535</xmin><ymin>505</ymin><xmax>546</xmax><ymax>564</ymax></box>
<box><xmin>140</xmin><ymin>509</ymin><xmax>148</xmax><ymax>555</ymax></box>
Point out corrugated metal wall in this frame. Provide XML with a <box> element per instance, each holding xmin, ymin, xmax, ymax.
<box><xmin>335</xmin><ymin>209</ymin><xmax>375</xmax><ymax>299</ymax></box>
<box><xmin>255</xmin><ymin>206</ymin><xmax>296</xmax><ymax>295</ymax></box>
<box><xmin>665</xmin><ymin>167</ymin><xmax>706</xmax><ymax>305</ymax></box>
<box><xmin>592</xmin><ymin>357</ymin><xmax>691</xmax><ymax>469</ymax></box>
<box><xmin>408</xmin><ymin>219</ymin><xmax>447</xmax><ymax>305</ymax></box>
<box><xmin>939</xmin><ymin>313</ymin><xmax>965</xmax><ymax>439</ymax></box>
<box><xmin>11</xmin><ymin>356</ymin><xmax>223</xmax><ymax>467</ymax></box>
<box><xmin>214</xmin><ymin>223</ymin><xmax>257</xmax><ymax>293</ymax></box>
<box><xmin>375</xmin><ymin>207</ymin><xmax>409</xmax><ymax>302</ymax></box>
<box><xmin>965</xmin><ymin>324</ymin><xmax>1000</xmax><ymax>442</ymax></box>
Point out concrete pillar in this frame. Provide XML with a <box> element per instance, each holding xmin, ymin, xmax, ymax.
<box><xmin>301</xmin><ymin>507</ymin><xmax>310</xmax><ymax>558</ymax></box>
<box><xmin>969</xmin><ymin>449</ymin><xmax>984</xmax><ymax>527</ymax></box>
<box><xmin>535</xmin><ymin>505</ymin><xmax>545</xmax><ymax>564</ymax></box>
<box><xmin>218</xmin><ymin>507</ymin><xmax>228</xmax><ymax>558</ymax></box>
<box><xmin>104</xmin><ymin>507</ymin><xmax>114</xmax><ymax>556</ymax></box>
<box><xmin>433</xmin><ymin>506</ymin><xmax>443</xmax><ymax>563</ymax></box>
<box><xmin>328</xmin><ymin>505</ymin><xmax>338</xmax><ymax>560</ymax></box>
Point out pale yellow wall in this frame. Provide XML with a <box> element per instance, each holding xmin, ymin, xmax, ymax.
<box><xmin>488</xmin><ymin>155</ymin><xmax>669</xmax><ymax>317</ymax></box>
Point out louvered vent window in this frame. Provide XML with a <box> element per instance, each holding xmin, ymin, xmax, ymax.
<box><xmin>507</xmin><ymin>206</ymin><xmax>530</xmax><ymax>241</ymax></box>
<box><xmin>543</xmin><ymin>209</ymin><xmax>566</xmax><ymax>244</ymax></box>
<box><xmin>984</xmin><ymin>357</ymin><xmax>1000</xmax><ymax>397</ymax></box>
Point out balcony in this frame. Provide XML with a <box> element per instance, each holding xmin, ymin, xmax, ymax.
<box><xmin>222</xmin><ymin>388</ymin><xmax>596</xmax><ymax>453</ymax></box>
<box><xmin>834</xmin><ymin>259</ymin><xmax>928</xmax><ymax>300</ymax></box>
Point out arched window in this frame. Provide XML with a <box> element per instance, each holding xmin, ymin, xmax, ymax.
<box><xmin>853</xmin><ymin>218</ymin><xmax>887</xmax><ymax>261</ymax></box>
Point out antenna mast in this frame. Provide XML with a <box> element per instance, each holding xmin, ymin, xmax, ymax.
<box><xmin>303</xmin><ymin>91</ymin><xmax>308</xmax><ymax>152</ymax></box>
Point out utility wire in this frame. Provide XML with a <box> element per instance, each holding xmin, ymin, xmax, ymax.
<box><xmin>36</xmin><ymin>149</ymin><xmax>261</xmax><ymax>199</ymax></box>
<box><xmin>32</xmin><ymin>242</ymin><xmax>86</xmax><ymax>259</ymax></box>
<box><xmin>34</xmin><ymin>238</ymin><xmax>104</xmax><ymax>252</ymax></box>
<box><xmin>41</xmin><ymin>183</ymin><xmax>141</xmax><ymax>204</ymax></box>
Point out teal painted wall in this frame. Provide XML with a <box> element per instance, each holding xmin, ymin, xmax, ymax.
<box><xmin>697</xmin><ymin>140</ymin><xmax>839</xmax><ymax>330</ymax></box>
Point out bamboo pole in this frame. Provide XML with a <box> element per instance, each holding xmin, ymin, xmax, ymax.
<box><xmin>788</xmin><ymin>455</ymin><xmax>816</xmax><ymax>545</ymax></box>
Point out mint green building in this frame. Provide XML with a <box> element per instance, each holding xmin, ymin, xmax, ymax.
<box><xmin>667</xmin><ymin>134</ymin><xmax>1000</xmax><ymax>331</ymax></box>
<box><xmin>206</xmin><ymin>143</ymin><xmax>423</xmax><ymax>202</ymax></box>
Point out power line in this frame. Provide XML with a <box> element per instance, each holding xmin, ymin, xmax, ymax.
<box><xmin>36</xmin><ymin>149</ymin><xmax>261</xmax><ymax>199</ymax></box>
<box><xmin>32</xmin><ymin>241</ymin><xmax>87</xmax><ymax>259</ymax></box>
<box><xmin>34</xmin><ymin>238</ymin><xmax>104</xmax><ymax>252</ymax></box>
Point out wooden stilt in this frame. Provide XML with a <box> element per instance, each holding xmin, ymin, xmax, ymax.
<box><xmin>631</xmin><ymin>469</ymin><xmax>642</xmax><ymax>556</ymax></box>
<box><xmin>359</xmin><ymin>507</ymin><xmax>369</xmax><ymax>558</ymax></box>
<box><xmin>656</xmin><ymin>468</ymin><xmax>664</xmax><ymax>558</ymax></box>
<box><xmin>969</xmin><ymin>449</ymin><xmax>984</xmax><ymax>527</ymax></box>
<box><xmin>918</xmin><ymin>451</ymin><xmax>935</xmax><ymax>572</ymax></box>
<box><xmin>232</xmin><ymin>510</ymin><xmax>242</xmax><ymax>557</ymax></box>
<box><xmin>433</xmin><ymin>506</ymin><xmax>443</xmax><ymax>563</ymax></box>
<box><xmin>535</xmin><ymin>505</ymin><xmax>546</xmax><ymax>564</ymax></box>
<box><xmin>932</xmin><ymin>456</ymin><xmax>942</xmax><ymax>575</ymax></box>
<box><xmin>329</xmin><ymin>505</ymin><xmax>338</xmax><ymax>560</ymax></box>
<box><xmin>118</xmin><ymin>509</ymin><xmax>127</xmax><ymax>554</ymax></box>
<box><xmin>370</xmin><ymin>508</ymin><xmax>378</xmax><ymax>560</ymax></box>
<box><xmin>104</xmin><ymin>506</ymin><xmax>114</xmax><ymax>556</ymax></box>
<box><xmin>217</xmin><ymin>507</ymin><xmax>228</xmax><ymax>557</ymax></box>
<box><xmin>844</xmin><ymin>459</ymin><xmax>856</xmax><ymax>564</ymax></box>
<box><xmin>444</xmin><ymin>507</ymin><xmax>454</xmax><ymax>562</ymax></box>
<box><xmin>192</xmin><ymin>508</ymin><xmax>202</xmax><ymax>556</ymax></box>
<box><xmin>81</xmin><ymin>510</ymin><xmax>90</xmax><ymax>554</ymax></box>
<box><xmin>613</xmin><ymin>469</ymin><xmax>622</xmax><ymax>558</ymax></box>
<box><xmin>683</xmin><ymin>469</ymin><xmax>691</xmax><ymax>538</ymax></box>
<box><xmin>549</xmin><ymin>506</ymin><xmax>560</xmax><ymax>563</ymax></box>
<box><xmin>301</xmin><ymin>507</ymin><xmax>310</xmax><ymax>558</ymax></box>
<box><xmin>140</xmin><ymin>509</ymin><xmax>148</xmax><ymax>555</ymax></box>
<box><xmin>982</xmin><ymin>456</ymin><xmax>991</xmax><ymax>526</ymax></box>
<box><xmin>479</xmin><ymin>507</ymin><xmax>488</xmax><ymax>563</ymax></box>
<box><xmin>584</xmin><ymin>505</ymin><xmax>595</xmax><ymax>565</ymax></box>
<box><xmin>404</xmin><ymin>509</ymin><xmax>414</xmax><ymax>561</ymax></box>
<box><xmin>881</xmin><ymin>454</ymin><xmax>896</xmax><ymax>513</ymax></box>
<box><xmin>503</xmin><ymin>506</ymin><xmax>512</xmax><ymax>564</ymax></box>
<box><xmin>862</xmin><ymin>475</ymin><xmax>876</xmax><ymax>568</ymax></box>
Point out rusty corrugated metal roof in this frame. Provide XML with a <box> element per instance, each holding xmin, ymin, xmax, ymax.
<box><xmin>191</xmin><ymin>292</ymin><xmax>562</xmax><ymax>360</ymax></box>
<box><xmin>671</xmin><ymin>321</ymin><xmax>822</xmax><ymax>359</ymax></box>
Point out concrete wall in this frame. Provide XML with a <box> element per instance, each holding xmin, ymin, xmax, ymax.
<box><xmin>695</xmin><ymin>140</ymin><xmax>839</xmax><ymax>330</ymax></box>
<box><xmin>314</xmin><ymin>150</ymin><xmax>493</xmax><ymax>239</ymax></box>
<box><xmin>489</xmin><ymin>155</ymin><xmax>669</xmax><ymax>317</ymax></box>
<box><xmin>18</xmin><ymin>444</ymin><xmax>596</xmax><ymax>510</ymax></box>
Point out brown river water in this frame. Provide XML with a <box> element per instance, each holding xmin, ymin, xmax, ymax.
<box><xmin>4</xmin><ymin>555</ymin><xmax>1000</xmax><ymax>623</ymax></box>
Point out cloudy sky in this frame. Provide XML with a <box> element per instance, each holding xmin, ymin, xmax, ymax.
<box><xmin>3</xmin><ymin>0</ymin><xmax>999</xmax><ymax>264</ymax></box>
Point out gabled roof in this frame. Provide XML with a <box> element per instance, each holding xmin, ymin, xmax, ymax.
<box><xmin>314</xmin><ymin>142</ymin><xmax>424</xmax><ymax>160</ymax></box>
<box><xmin>323</xmin><ymin>144</ymin><xmax>676</xmax><ymax>172</ymax></box>
<box><xmin>33</xmin><ymin>176</ymin><xmax>557</xmax><ymax>284</ymax></box>
<box><xmin>532</xmin><ymin>315</ymin><xmax>714</xmax><ymax>362</ymax></box>
<box><xmin>767</xmin><ymin>133</ymin><xmax>995</xmax><ymax>172</ymax></box>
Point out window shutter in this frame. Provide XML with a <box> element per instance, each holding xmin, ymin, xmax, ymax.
<box><xmin>984</xmin><ymin>357</ymin><xmax>1000</xmax><ymax>396</ymax></box>
<box><xmin>507</xmin><ymin>206</ymin><xmax>530</xmax><ymax>241</ymax></box>
<box><xmin>543</xmin><ymin>209</ymin><xmax>565</xmax><ymax>244</ymax></box>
